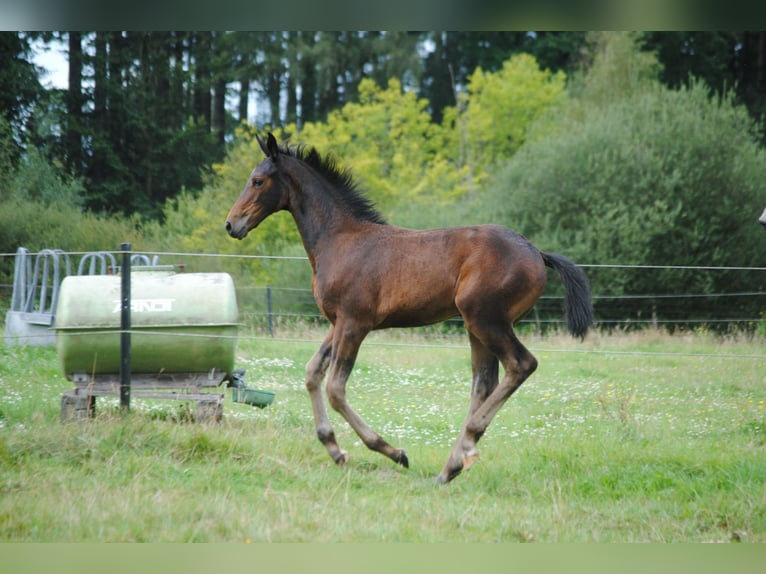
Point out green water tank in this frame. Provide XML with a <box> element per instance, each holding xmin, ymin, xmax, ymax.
<box><xmin>54</xmin><ymin>269</ymin><xmax>238</xmax><ymax>380</ymax></box>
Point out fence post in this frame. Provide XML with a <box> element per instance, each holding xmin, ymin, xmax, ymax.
<box><xmin>120</xmin><ymin>243</ymin><xmax>131</xmax><ymax>413</ymax></box>
<box><xmin>266</xmin><ymin>285</ymin><xmax>274</xmax><ymax>337</ymax></box>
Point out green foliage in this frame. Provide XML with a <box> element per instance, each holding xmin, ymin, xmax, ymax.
<box><xmin>0</xmin><ymin>113</ymin><xmax>151</xmax><ymax>287</ymax></box>
<box><xmin>0</xmin><ymin>117</ymin><xmax>14</xmax><ymax>193</ymax></box>
<box><xmin>457</xmin><ymin>53</ymin><xmax>568</xmax><ymax>177</ymax></box>
<box><xmin>277</xmin><ymin>78</ymin><xmax>472</xmax><ymax>210</ymax></box>
<box><xmin>482</xmin><ymin>75</ymin><xmax>766</xmax><ymax>322</ymax></box>
<box><xmin>0</xmin><ymin>195</ymin><xmax>149</xmax><ymax>284</ymax></box>
<box><xmin>8</xmin><ymin>145</ymin><xmax>85</xmax><ymax>208</ymax></box>
<box><xmin>0</xmin><ymin>32</ymin><xmax>44</xmax><ymax>147</ymax></box>
<box><xmin>492</xmin><ymin>79</ymin><xmax>766</xmax><ymax>268</ymax></box>
<box><xmin>0</xmin><ymin>197</ymin><xmax>145</xmax><ymax>256</ymax></box>
<box><xmin>572</xmin><ymin>31</ymin><xmax>663</xmax><ymax>106</ymax></box>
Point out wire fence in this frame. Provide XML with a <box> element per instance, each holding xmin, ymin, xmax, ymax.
<box><xmin>2</xmin><ymin>248</ymin><xmax>766</xmax><ymax>360</ymax></box>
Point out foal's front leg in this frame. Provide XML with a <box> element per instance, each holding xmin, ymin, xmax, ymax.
<box><xmin>305</xmin><ymin>327</ymin><xmax>348</xmax><ymax>465</ymax></box>
<box><xmin>324</xmin><ymin>321</ymin><xmax>409</xmax><ymax>468</ymax></box>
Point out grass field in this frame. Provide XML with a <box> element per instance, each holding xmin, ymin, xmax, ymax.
<box><xmin>0</xmin><ymin>327</ymin><xmax>764</xmax><ymax>542</ymax></box>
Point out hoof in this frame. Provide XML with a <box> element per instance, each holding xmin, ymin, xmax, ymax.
<box><xmin>436</xmin><ymin>464</ymin><xmax>463</xmax><ymax>484</ymax></box>
<box><xmin>333</xmin><ymin>450</ymin><xmax>349</xmax><ymax>466</ymax></box>
<box><xmin>396</xmin><ymin>449</ymin><xmax>409</xmax><ymax>468</ymax></box>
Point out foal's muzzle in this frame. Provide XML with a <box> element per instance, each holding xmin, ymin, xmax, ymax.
<box><xmin>225</xmin><ymin>219</ymin><xmax>248</xmax><ymax>240</ymax></box>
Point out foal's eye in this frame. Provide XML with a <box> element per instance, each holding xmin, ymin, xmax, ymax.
<box><xmin>253</xmin><ymin>177</ymin><xmax>264</xmax><ymax>188</ymax></box>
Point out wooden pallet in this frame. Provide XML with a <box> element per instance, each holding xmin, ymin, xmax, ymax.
<box><xmin>61</xmin><ymin>371</ymin><xmax>227</xmax><ymax>423</ymax></box>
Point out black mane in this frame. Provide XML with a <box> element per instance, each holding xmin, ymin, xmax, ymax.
<box><xmin>279</xmin><ymin>143</ymin><xmax>387</xmax><ymax>225</ymax></box>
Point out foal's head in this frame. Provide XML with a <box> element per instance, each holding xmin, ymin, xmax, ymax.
<box><xmin>226</xmin><ymin>132</ymin><xmax>385</xmax><ymax>240</ymax></box>
<box><xmin>225</xmin><ymin>132</ymin><xmax>288</xmax><ymax>240</ymax></box>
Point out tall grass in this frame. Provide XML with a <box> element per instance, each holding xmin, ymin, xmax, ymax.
<box><xmin>0</xmin><ymin>329</ymin><xmax>764</xmax><ymax>542</ymax></box>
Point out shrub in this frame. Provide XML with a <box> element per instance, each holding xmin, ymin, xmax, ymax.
<box><xmin>482</xmin><ymin>80</ymin><xmax>766</xmax><ymax>325</ymax></box>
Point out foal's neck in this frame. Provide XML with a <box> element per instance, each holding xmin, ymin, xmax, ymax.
<box><xmin>287</xmin><ymin>178</ymin><xmax>362</xmax><ymax>262</ymax></box>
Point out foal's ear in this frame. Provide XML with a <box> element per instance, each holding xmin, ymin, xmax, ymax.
<box><xmin>266</xmin><ymin>132</ymin><xmax>280</xmax><ymax>162</ymax></box>
<box><xmin>256</xmin><ymin>133</ymin><xmax>270</xmax><ymax>158</ymax></box>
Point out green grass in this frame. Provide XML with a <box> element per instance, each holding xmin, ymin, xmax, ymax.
<box><xmin>0</xmin><ymin>328</ymin><xmax>764</xmax><ymax>542</ymax></box>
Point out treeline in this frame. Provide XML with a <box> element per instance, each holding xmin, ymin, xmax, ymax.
<box><xmin>2</xmin><ymin>31</ymin><xmax>766</xmax><ymax>221</ymax></box>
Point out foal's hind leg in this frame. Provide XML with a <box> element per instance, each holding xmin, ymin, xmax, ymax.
<box><xmin>466</xmin><ymin>332</ymin><xmax>500</xmax><ymax>417</ymax></box>
<box><xmin>451</xmin><ymin>333</ymin><xmax>500</xmax><ymax>471</ymax></box>
<box><xmin>438</xmin><ymin>328</ymin><xmax>537</xmax><ymax>483</ymax></box>
<box><xmin>305</xmin><ymin>327</ymin><xmax>348</xmax><ymax>465</ymax></box>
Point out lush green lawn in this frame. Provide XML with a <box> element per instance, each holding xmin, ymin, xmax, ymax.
<box><xmin>0</xmin><ymin>328</ymin><xmax>764</xmax><ymax>542</ymax></box>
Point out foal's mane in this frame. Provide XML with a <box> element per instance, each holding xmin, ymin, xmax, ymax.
<box><xmin>279</xmin><ymin>142</ymin><xmax>387</xmax><ymax>225</ymax></box>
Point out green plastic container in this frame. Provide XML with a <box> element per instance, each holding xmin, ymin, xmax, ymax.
<box><xmin>231</xmin><ymin>387</ymin><xmax>276</xmax><ymax>408</ymax></box>
<box><xmin>54</xmin><ymin>269</ymin><xmax>238</xmax><ymax>380</ymax></box>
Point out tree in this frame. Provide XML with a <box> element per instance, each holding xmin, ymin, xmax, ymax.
<box><xmin>420</xmin><ymin>31</ymin><xmax>584</xmax><ymax>123</ymax></box>
<box><xmin>571</xmin><ymin>31</ymin><xmax>662</xmax><ymax>106</ymax></box>
<box><xmin>296</xmin><ymin>32</ymin><xmax>421</xmax><ymax>125</ymax></box>
<box><xmin>643</xmin><ymin>31</ymin><xmax>766</xmax><ymax>142</ymax></box>
<box><xmin>455</xmin><ymin>52</ymin><xmax>567</xmax><ymax>180</ymax></box>
<box><xmin>0</xmin><ymin>32</ymin><xmax>46</xmax><ymax>165</ymax></box>
<box><xmin>61</xmin><ymin>32</ymin><xmax>221</xmax><ymax>219</ymax></box>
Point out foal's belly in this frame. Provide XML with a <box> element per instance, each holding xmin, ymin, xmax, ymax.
<box><xmin>374</xmin><ymin>299</ymin><xmax>460</xmax><ymax>329</ymax></box>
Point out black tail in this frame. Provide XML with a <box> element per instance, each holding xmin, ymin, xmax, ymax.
<box><xmin>542</xmin><ymin>252</ymin><xmax>594</xmax><ymax>338</ymax></box>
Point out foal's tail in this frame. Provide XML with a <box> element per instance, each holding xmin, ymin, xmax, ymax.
<box><xmin>542</xmin><ymin>252</ymin><xmax>594</xmax><ymax>339</ymax></box>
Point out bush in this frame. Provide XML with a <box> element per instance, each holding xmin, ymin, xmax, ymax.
<box><xmin>9</xmin><ymin>145</ymin><xmax>85</xmax><ymax>208</ymax></box>
<box><xmin>481</xmin><ymin>80</ymin><xmax>766</xmax><ymax>325</ymax></box>
<box><xmin>0</xmin><ymin>196</ymin><xmax>149</xmax><ymax>286</ymax></box>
